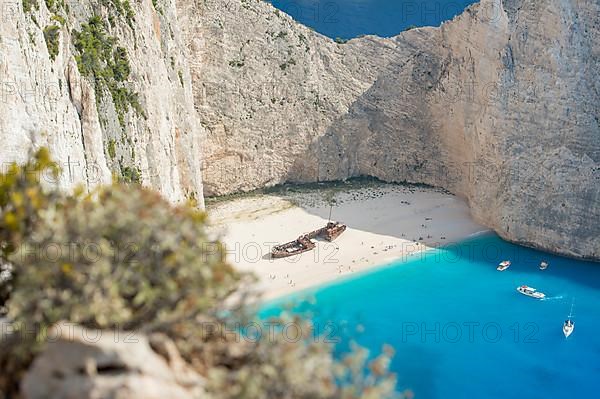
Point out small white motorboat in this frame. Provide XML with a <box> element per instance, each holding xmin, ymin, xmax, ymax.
<box><xmin>497</xmin><ymin>260</ymin><xmax>511</xmax><ymax>271</ymax></box>
<box><xmin>540</xmin><ymin>261</ymin><xmax>549</xmax><ymax>270</ymax></box>
<box><xmin>516</xmin><ymin>285</ymin><xmax>546</xmax><ymax>299</ymax></box>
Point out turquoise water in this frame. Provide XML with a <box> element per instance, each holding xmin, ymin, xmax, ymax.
<box><xmin>260</xmin><ymin>234</ymin><xmax>600</xmax><ymax>398</ymax></box>
<box><xmin>269</xmin><ymin>0</ymin><xmax>478</xmax><ymax>39</ymax></box>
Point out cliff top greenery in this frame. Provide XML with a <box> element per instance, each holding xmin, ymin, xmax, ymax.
<box><xmin>0</xmin><ymin>149</ymin><xmax>402</xmax><ymax>399</ymax></box>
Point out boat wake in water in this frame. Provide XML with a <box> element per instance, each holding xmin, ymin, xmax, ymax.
<box><xmin>542</xmin><ymin>295</ymin><xmax>565</xmax><ymax>301</ymax></box>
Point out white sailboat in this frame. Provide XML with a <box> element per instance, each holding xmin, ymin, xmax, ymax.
<box><xmin>563</xmin><ymin>299</ymin><xmax>575</xmax><ymax>338</ymax></box>
<box><xmin>539</xmin><ymin>261</ymin><xmax>549</xmax><ymax>270</ymax></box>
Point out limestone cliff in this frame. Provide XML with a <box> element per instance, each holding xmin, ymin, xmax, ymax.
<box><xmin>0</xmin><ymin>0</ymin><xmax>204</xmax><ymax>206</ymax></box>
<box><xmin>178</xmin><ymin>0</ymin><xmax>400</xmax><ymax>196</ymax></box>
<box><xmin>317</xmin><ymin>0</ymin><xmax>600</xmax><ymax>260</ymax></box>
<box><xmin>184</xmin><ymin>0</ymin><xmax>599</xmax><ymax>260</ymax></box>
<box><xmin>1</xmin><ymin>0</ymin><xmax>597</xmax><ymax>259</ymax></box>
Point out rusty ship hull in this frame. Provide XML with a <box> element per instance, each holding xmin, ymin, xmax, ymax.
<box><xmin>271</xmin><ymin>222</ymin><xmax>347</xmax><ymax>259</ymax></box>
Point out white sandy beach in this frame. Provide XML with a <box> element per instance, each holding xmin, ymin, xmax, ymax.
<box><xmin>207</xmin><ymin>184</ymin><xmax>488</xmax><ymax>300</ymax></box>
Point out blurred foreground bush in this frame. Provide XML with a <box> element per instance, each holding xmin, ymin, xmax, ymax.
<box><xmin>0</xmin><ymin>149</ymin><xmax>402</xmax><ymax>399</ymax></box>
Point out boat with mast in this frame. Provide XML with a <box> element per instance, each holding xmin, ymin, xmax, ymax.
<box><xmin>271</xmin><ymin>198</ymin><xmax>346</xmax><ymax>259</ymax></box>
<box><xmin>563</xmin><ymin>298</ymin><xmax>575</xmax><ymax>338</ymax></box>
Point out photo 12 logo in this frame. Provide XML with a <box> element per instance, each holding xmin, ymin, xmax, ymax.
<box><xmin>271</xmin><ymin>1</ymin><xmax>341</xmax><ymax>25</ymax></box>
<box><xmin>1</xmin><ymin>1</ymin><xmax>19</xmax><ymax>22</ymax></box>
<box><xmin>1</xmin><ymin>80</ymin><xmax>61</xmax><ymax>106</ymax></box>
<box><xmin>206</xmin><ymin>240</ymin><xmax>340</xmax><ymax>264</ymax></box>
<box><xmin>400</xmin><ymin>321</ymin><xmax>540</xmax><ymax>344</ymax></box>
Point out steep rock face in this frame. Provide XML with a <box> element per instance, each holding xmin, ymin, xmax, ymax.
<box><xmin>316</xmin><ymin>0</ymin><xmax>599</xmax><ymax>259</ymax></box>
<box><xmin>186</xmin><ymin>0</ymin><xmax>598</xmax><ymax>260</ymax></box>
<box><xmin>178</xmin><ymin>0</ymin><xmax>399</xmax><ymax>195</ymax></box>
<box><xmin>0</xmin><ymin>0</ymin><xmax>204</xmax><ymax>205</ymax></box>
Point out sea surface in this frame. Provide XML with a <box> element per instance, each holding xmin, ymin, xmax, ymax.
<box><xmin>260</xmin><ymin>234</ymin><xmax>600</xmax><ymax>398</ymax></box>
<box><xmin>269</xmin><ymin>0</ymin><xmax>478</xmax><ymax>39</ymax></box>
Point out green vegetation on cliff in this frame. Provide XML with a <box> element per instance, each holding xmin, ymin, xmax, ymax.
<box><xmin>72</xmin><ymin>16</ymin><xmax>145</xmax><ymax>128</ymax></box>
<box><xmin>42</xmin><ymin>25</ymin><xmax>60</xmax><ymax>61</ymax></box>
<box><xmin>22</xmin><ymin>0</ymin><xmax>38</xmax><ymax>13</ymax></box>
<box><xmin>0</xmin><ymin>150</ymin><xmax>401</xmax><ymax>398</ymax></box>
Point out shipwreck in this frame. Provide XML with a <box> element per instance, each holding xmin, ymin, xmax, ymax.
<box><xmin>271</xmin><ymin>222</ymin><xmax>347</xmax><ymax>259</ymax></box>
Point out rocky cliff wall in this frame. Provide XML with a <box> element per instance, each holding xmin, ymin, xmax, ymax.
<box><xmin>1</xmin><ymin>0</ymin><xmax>597</xmax><ymax>259</ymax></box>
<box><xmin>179</xmin><ymin>0</ymin><xmax>401</xmax><ymax>195</ymax></box>
<box><xmin>186</xmin><ymin>0</ymin><xmax>598</xmax><ymax>260</ymax></box>
<box><xmin>314</xmin><ymin>0</ymin><xmax>600</xmax><ymax>259</ymax></box>
<box><xmin>0</xmin><ymin>0</ymin><xmax>204</xmax><ymax>205</ymax></box>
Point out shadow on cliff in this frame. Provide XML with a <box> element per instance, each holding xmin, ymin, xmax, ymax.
<box><xmin>278</xmin><ymin>31</ymin><xmax>459</xmax><ymax>245</ymax></box>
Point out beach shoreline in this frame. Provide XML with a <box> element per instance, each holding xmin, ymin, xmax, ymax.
<box><xmin>207</xmin><ymin>183</ymin><xmax>487</xmax><ymax>301</ymax></box>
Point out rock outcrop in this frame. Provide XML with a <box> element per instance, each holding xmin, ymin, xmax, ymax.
<box><xmin>21</xmin><ymin>322</ymin><xmax>205</xmax><ymax>399</ymax></box>
<box><xmin>184</xmin><ymin>0</ymin><xmax>599</xmax><ymax>260</ymax></box>
<box><xmin>0</xmin><ymin>0</ymin><xmax>204</xmax><ymax>206</ymax></box>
